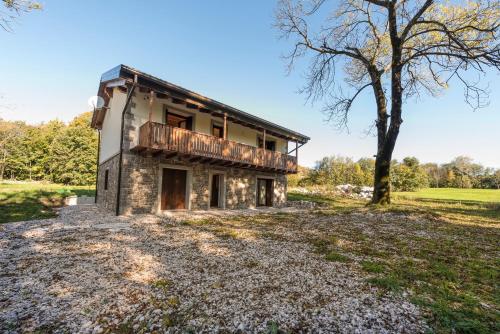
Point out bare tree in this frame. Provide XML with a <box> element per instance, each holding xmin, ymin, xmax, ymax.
<box><xmin>1</xmin><ymin>0</ymin><xmax>41</xmax><ymax>32</ymax></box>
<box><xmin>276</xmin><ymin>0</ymin><xmax>500</xmax><ymax>204</ymax></box>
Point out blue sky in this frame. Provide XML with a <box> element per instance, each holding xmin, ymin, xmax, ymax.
<box><xmin>1</xmin><ymin>0</ymin><xmax>499</xmax><ymax>168</ymax></box>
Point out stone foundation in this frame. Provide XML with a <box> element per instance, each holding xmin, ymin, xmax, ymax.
<box><xmin>97</xmin><ymin>153</ymin><xmax>287</xmax><ymax>214</ymax></box>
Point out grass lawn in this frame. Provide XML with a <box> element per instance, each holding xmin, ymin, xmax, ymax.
<box><xmin>394</xmin><ymin>188</ymin><xmax>500</xmax><ymax>203</ymax></box>
<box><xmin>0</xmin><ymin>182</ymin><xmax>95</xmax><ymax>223</ymax></box>
<box><xmin>288</xmin><ymin>188</ymin><xmax>499</xmax><ymax>333</ymax></box>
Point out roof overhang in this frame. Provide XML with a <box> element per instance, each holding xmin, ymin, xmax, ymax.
<box><xmin>91</xmin><ymin>64</ymin><xmax>310</xmax><ymax>144</ymax></box>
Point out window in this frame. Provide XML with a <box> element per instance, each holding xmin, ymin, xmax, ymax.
<box><xmin>165</xmin><ymin>110</ymin><xmax>193</xmax><ymax>130</ymax></box>
<box><xmin>212</xmin><ymin>123</ymin><xmax>224</xmax><ymax>138</ymax></box>
<box><xmin>104</xmin><ymin>169</ymin><xmax>109</xmax><ymax>190</ymax></box>
<box><xmin>258</xmin><ymin>137</ymin><xmax>276</xmax><ymax>151</ymax></box>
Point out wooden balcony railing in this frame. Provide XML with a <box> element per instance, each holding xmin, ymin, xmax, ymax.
<box><xmin>131</xmin><ymin>121</ymin><xmax>297</xmax><ymax>173</ymax></box>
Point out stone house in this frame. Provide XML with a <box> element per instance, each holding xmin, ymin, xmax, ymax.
<box><xmin>91</xmin><ymin>65</ymin><xmax>309</xmax><ymax>215</ymax></box>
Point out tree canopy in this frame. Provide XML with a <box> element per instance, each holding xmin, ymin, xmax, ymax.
<box><xmin>0</xmin><ymin>112</ymin><xmax>97</xmax><ymax>185</ymax></box>
<box><xmin>290</xmin><ymin>154</ymin><xmax>499</xmax><ymax>191</ymax></box>
<box><xmin>1</xmin><ymin>0</ymin><xmax>42</xmax><ymax>32</ymax></box>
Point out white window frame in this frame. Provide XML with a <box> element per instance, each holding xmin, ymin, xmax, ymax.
<box><xmin>254</xmin><ymin>174</ymin><xmax>276</xmax><ymax>207</ymax></box>
<box><xmin>208</xmin><ymin>169</ymin><xmax>226</xmax><ymax>209</ymax></box>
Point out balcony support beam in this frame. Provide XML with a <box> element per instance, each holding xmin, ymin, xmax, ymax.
<box><xmin>295</xmin><ymin>141</ymin><xmax>298</xmax><ymax>173</ymax></box>
<box><xmin>223</xmin><ymin>113</ymin><xmax>228</xmax><ymax>140</ymax></box>
<box><xmin>148</xmin><ymin>90</ymin><xmax>154</xmax><ymax>122</ymax></box>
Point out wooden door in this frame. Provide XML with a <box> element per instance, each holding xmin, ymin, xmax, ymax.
<box><xmin>210</xmin><ymin>174</ymin><xmax>220</xmax><ymax>208</ymax></box>
<box><xmin>161</xmin><ymin>168</ymin><xmax>187</xmax><ymax>210</ymax></box>
<box><xmin>265</xmin><ymin>179</ymin><xmax>273</xmax><ymax>206</ymax></box>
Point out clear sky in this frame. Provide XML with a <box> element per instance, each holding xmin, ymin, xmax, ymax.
<box><xmin>1</xmin><ymin>0</ymin><xmax>499</xmax><ymax>168</ymax></box>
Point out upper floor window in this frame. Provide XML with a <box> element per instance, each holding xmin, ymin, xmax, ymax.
<box><xmin>258</xmin><ymin>137</ymin><xmax>276</xmax><ymax>151</ymax></box>
<box><xmin>212</xmin><ymin>123</ymin><xmax>224</xmax><ymax>138</ymax></box>
<box><xmin>165</xmin><ymin>110</ymin><xmax>193</xmax><ymax>130</ymax></box>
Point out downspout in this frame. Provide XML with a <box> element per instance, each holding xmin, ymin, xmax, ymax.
<box><xmin>94</xmin><ymin>129</ymin><xmax>101</xmax><ymax>204</ymax></box>
<box><xmin>115</xmin><ymin>75</ymin><xmax>138</xmax><ymax>216</ymax></box>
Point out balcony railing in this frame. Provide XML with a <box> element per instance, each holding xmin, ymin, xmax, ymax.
<box><xmin>131</xmin><ymin>121</ymin><xmax>297</xmax><ymax>173</ymax></box>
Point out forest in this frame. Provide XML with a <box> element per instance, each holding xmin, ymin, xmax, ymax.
<box><xmin>1</xmin><ymin>111</ymin><xmax>499</xmax><ymax>191</ymax></box>
<box><xmin>289</xmin><ymin>155</ymin><xmax>500</xmax><ymax>191</ymax></box>
<box><xmin>0</xmin><ymin>112</ymin><xmax>97</xmax><ymax>185</ymax></box>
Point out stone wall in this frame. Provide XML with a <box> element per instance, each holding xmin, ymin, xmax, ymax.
<box><xmin>96</xmin><ymin>153</ymin><xmax>119</xmax><ymax>212</ymax></box>
<box><xmin>119</xmin><ymin>153</ymin><xmax>160</xmax><ymax>214</ymax></box>
<box><xmin>117</xmin><ymin>154</ymin><xmax>287</xmax><ymax>213</ymax></box>
<box><xmin>225</xmin><ymin>168</ymin><xmax>257</xmax><ymax>209</ymax></box>
<box><xmin>273</xmin><ymin>174</ymin><xmax>287</xmax><ymax>207</ymax></box>
<box><xmin>190</xmin><ymin>166</ymin><xmax>210</xmax><ymax>210</ymax></box>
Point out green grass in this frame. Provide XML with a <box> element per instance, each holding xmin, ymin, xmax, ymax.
<box><xmin>0</xmin><ymin>182</ymin><xmax>95</xmax><ymax>223</ymax></box>
<box><xmin>324</xmin><ymin>251</ymin><xmax>350</xmax><ymax>262</ymax></box>
<box><xmin>394</xmin><ymin>188</ymin><xmax>500</xmax><ymax>203</ymax></box>
<box><xmin>367</xmin><ymin>276</ymin><xmax>403</xmax><ymax>292</ymax></box>
<box><xmin>288</xmin><ymin>188</ymin><xmax>500</xmax><ymax>333</ymax></box>
<box><xmin>361</xmin><ymin>260</ymin><xmax>386</xmax><ymax>273</ymax></box>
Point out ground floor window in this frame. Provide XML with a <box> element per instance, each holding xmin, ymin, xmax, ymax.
<box><xmin>104</xmin><ymin>169</ymin><xmax>109</xmax><ymax>190</ymax></box>
<box><xmin>257</xmin><ymin>178</ymin><xmax>273</xmax><ymax>207</ymax></box>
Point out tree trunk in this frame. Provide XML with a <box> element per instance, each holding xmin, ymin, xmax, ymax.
<box><xmin>0</xmin><ymin>150</ymin><xmax>6</xmax><ymax>181</ymax></box>
<box><xmin>370</xmin><ymin>2</ymin><xmax>404</xmax><ymax>205</ymax></box>
<box><xmin>368</xmin><ymin>66</ymin><xmax>394</xmax><ymax>204</ymax></box>
<box><xmin>372</xmin><ymin>152</ymin><xmax>392</xmax><ymax>204</ymax></box>
<box><xmin>371</xmin><ymin>25</ymin><xmax>403</xmax><ymax>205</ymax></box>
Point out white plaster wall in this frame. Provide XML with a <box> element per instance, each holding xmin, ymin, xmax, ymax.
<box><xmin>227</xmin><ymin>122</ymin><xmax>258</xmax><ymax>147</ymax></box>
<box><xmin>99</xmin><ymin>88</ymin><xmax>127</xmax><ymax>163</ymax></box>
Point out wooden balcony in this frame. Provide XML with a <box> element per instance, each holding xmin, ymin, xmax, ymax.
<box><xmin>130</xmin><ymin>122</ymin><xmax>298</xmax><ymax>173</ymax></box>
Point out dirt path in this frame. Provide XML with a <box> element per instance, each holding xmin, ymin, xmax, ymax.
<box><xmin>0</xmin><ymin>205</ymin><xmax>425</xmax><ymax>333</ymax></box>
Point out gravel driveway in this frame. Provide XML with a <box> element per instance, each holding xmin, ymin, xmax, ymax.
<box><xmin>0</xmin><ymin>205</ymin><xmax>426</xmax><ymax>333</ymax></box>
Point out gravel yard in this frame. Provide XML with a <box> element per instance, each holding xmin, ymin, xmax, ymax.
<box><xmin>0</xmin><ymin>205</ymin><xmax>427</xmax><ymax>333</ymax></box>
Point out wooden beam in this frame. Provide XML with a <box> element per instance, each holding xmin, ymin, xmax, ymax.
<box><xmin>295</xmin><ymin>140</ymin><xmax>298</xmax><ymax>161</ymax></box>
<box><xmin>130</xmin><ymin>145</ymin><xmax>146</xmax><ymax>153</ymax></box>
<box><xmin>165</xmin><ymin>152</ymin><xmax>178</xmax><ymax>159</ymax></box>
<box><xmin>147</xmin><ymin>148</ymin><xmax>162</xmax><ymax>156</ymax></box>
<box><xmin>288</xmin><ymin>141</ymin><xmax>304</xmax><ymax>155</ymax></box>
<box><xmin>148</xmin><ymin>90</ymin><xmax>154</xmax><ymax>122</ymax></box>
<box><xmin>152</xmin><ymin>149</ymin><xmax>164</xmax><ymax>157</ymax></box>
<box><xmin>223</xmin><ymin>113</ymin><xmax>227</xmax><ymax>140</ymax></box>
<box><xmin>188</xmin><ymin>156</ymin><xmax>203</xmax><ymax>163</ymax></box>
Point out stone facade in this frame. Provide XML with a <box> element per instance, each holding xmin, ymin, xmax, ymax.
<box><xmin>96</xmin><ymin>94</ymin><xmax>288</xmax><ymax>215</ymax></box>
<box><xmin>96</xmin><ymin>153</ymin><xmax>119</xmax><ymax>212</ymax></box>
<box><xmin>97</xmin><ymin>152</ymin><xmax>288</xmax><ymax>214</ymax></box>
